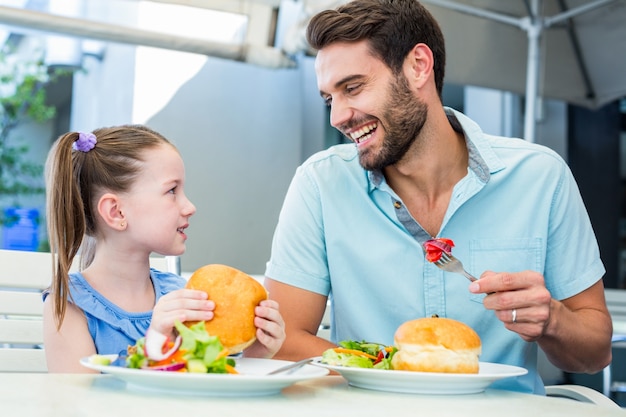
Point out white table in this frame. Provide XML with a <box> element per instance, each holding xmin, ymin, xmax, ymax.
<box><xmin>0</xmin><ymin>374</ymin><xmax>623</xmax><ymax>417</ymax></box>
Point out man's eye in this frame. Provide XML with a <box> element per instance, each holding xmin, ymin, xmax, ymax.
<box><xmin>323</xmin><ymin>96</ymin><xmax>332</xmax><ymax>107</ymax></box>
<box><xmin>346</xmin><ymin>83</ymin><xmax>362</xmax><ymax>94</ymax></box>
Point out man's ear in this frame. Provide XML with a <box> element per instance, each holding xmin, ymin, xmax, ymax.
<box><xmin>97</xmin><ymin>193</ymin><xmax>127</xmax><ymax>230</ymax></box>
<box><xmin>406</xmin><ymin>43</ymin><xmax>434</xmax><ymax>89</ymax></box>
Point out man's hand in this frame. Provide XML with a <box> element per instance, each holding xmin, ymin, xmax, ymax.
<box><xmin>469</xmin><ymin>271</ymin><xmax>612</xmax><ymax>373</ymax></box>
<box><xmin>469</xmin><ymin>270</ymin><xmax>551</xmax><ymax>341</ymax></box>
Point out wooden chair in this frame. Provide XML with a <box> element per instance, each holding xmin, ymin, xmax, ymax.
<box><xmin>0</xmin><ymin>249</ymin><xmax>179</xmax><ymax>372</ymax></box>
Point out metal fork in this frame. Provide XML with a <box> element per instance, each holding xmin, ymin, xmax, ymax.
<box><xmin>266</xmin><ymin>358</ymin><xmax>314</xmax><ymax>375</ymax></box>
<box><xmin>433</xmin><ymin>252</ymin><xmax>478</xmax><ymax>283</ymax></box>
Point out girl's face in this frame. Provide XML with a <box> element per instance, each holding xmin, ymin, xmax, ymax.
<box><xmin>120</xmin><ymin>144</ymin><xmax>196</xmax><ymax>256</ymax></box>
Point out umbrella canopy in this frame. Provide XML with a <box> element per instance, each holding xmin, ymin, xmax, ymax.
<box><xmin>421</xmin><ymin>0</ymin><xmax>626</xmax><ymax>141</ymax></box>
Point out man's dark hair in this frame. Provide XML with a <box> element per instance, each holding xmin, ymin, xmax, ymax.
<box><xmin>306</xmin><ymin>0</ymin><xmax>446</xmax><ymax>98</ymax></box>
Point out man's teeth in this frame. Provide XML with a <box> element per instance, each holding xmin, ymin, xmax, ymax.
<box><xmin>350</xmin><ymin>123</ymin><xmax>377</xmax><ymax>143</ymax></box>
<box><xmin>355</xmin><ymin>132</ymin><xmax>373</xmax><ymax>144</ymax></box>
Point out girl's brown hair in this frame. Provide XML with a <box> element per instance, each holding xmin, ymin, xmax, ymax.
<box><xmin>45</xmin><ymin>124</ymin><xmax>172</xmax><ymax>328</ymax></box>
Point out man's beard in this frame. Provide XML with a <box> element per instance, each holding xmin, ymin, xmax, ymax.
<box><xmin>358</xmin><ymin>73</ymin><xmax>428</xmax><ymax>171</ymax></box>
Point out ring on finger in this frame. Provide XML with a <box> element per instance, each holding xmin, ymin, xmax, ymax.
<box><xmin>511</xmin><ymin>308</ymin><xmax>517</xmax><ymax>323</ymax></box>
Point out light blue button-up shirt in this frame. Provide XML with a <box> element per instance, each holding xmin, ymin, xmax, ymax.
<box><xmin>265</xmin><ymin>108</ymin><xmax>605</xmax><ymax>394</ymax></box>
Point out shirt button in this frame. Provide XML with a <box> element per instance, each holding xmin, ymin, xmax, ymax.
<box><xmin>394</xmin><ymin>201</ymin><xmax>402</xmax><ymax>209</ymax></box>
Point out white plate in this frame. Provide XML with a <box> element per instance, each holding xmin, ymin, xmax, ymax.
<box><xmin>312</xmin><ymin>358</ymin><xmax>527</xmax><ymax>394</ymax></box>
<box><xmin>80</xmin><ymin>355</ymin><xmax>329</xmax><ymax>396</ymax></box>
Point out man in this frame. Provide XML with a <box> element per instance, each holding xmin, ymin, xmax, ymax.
<box><xmin>264</xmin><ymin>0</ymin><xmax>611</xmax><ymax>393</ymax></box>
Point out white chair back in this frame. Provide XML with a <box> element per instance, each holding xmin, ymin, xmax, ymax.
<box><xmin>604</xmin><ymin>288</ymin><xmax>626</xmax><ymax>400</ymax></box>
<box><xmin>0</xmin><ymin>249</ymin><xmax>179</xmax><ymax>372</ymax></box>
<box><xmin>545</xmin><ymin>384</ymin><xmax>620</xmax><ymax>408</ymax></box>
<box><xmin>0</xmin><ymin>250</ymin><xmax>54</xmax><ymax>372</ymax></box>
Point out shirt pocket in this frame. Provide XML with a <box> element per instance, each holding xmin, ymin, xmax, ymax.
<box><xmin>467</xmin><ymin>237</ymin><xmax>543</xmax><ymax>304</ymax></box>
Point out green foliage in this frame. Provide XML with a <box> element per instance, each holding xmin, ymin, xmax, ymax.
<box><xmin>0</xmin><ymin>45</ymin><xmax>67</xmax><ymax>205</ymax></box>
<box><xmin>2</xmin><ymin>73</ymin><xmax>57</xmax><ymax>122</ymax></box>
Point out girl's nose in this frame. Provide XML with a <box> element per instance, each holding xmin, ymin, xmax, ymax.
<box><xmin>183</xmin><ymin>196</ymin><xmax>196</xmax><ymax>216</ymax></box>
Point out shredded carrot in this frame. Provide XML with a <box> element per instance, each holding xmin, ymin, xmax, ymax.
<box><xmin>216</xmin><ymin>348</ymin><xmax>230</xmax><ymax>360</ymax></box>
<box><xmin>333</xmin><ymin>348</ymin><xmax>377</xmax><ymax>360</ymax></box>
<box><xmin>150</xmin><ymin>349</ymin><xmax>188</xmax><ymax>367</ymax></box>
<box><xmin>225</xmin><ymin>364</ymin><xmax>238</xmax><ymax>374</ymax></box>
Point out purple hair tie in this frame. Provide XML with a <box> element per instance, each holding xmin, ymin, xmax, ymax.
<box><xmin>73</xmin><ymin>132</ymin><xmax>97</xmax><ymax>152</ymax></box>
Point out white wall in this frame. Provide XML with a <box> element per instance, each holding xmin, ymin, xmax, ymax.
<box><xmin>72</xmin><ymin>49</ymin><xmax>323</xmax><ymax>274</ymax></box>
<box><xmin>146</xmin><ymin>57</ymin><xmax>309</xmax><ymax>274</ymax></box>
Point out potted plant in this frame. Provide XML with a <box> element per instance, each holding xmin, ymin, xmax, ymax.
<box><xmin>0</xmin><ymin>44</ymin><xmax>66</xmax><ymax>250</ymax></box>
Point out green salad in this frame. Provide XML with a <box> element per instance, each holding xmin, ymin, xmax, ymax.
<box><xmin>321</xmin><ymin>340</ymin><xmax>397</xmax><ymax>370</ymax></box>
<box><xmin>125</xmin><ymin>321</ymin><xmax>237</xmax><ymax>373</ymax></box>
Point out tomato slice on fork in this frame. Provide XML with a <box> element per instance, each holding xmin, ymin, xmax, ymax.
<box><xmin>423</xmin><ymin>238</ymin><xmax>455</xmax><ymax>262</ymax></box>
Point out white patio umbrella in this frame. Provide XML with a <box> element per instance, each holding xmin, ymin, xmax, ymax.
<box><xmin>420</xmin><ymin>0</ymin><xmax>626</xmax><ymax>142</ymax></box>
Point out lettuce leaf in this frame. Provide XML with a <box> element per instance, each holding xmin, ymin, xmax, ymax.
<box><xmin>321</xmin><ymin>340</ymin><xmax>397</xmax><ymax>369</ymax></box>
<box><xmin>321</xmin><ymin>349</ymin><xmax>374</xmax><ymax>368</ymax></box>
<box><xmin>126</xmin><ymin>321</ymin><xmax>235</xmax><ymax>373</ymax></box>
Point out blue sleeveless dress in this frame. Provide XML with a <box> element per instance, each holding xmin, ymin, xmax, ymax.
<box><xmin>45</xmin><ymin>269</ymin><xmax>186</xmax><ymax>356</ymax></box>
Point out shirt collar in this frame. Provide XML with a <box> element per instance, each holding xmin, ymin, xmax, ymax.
<box><xmin>368</xmin><ymin>107</ymin><xmax>505</xmax><ymax>190</ymax></box>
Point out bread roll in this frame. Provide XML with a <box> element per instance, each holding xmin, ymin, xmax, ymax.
<box><xmin>391</xmin><ymin>317</ymin><xmax>481</xmax><ymax>373</ymax></box>
<box><xmin>185</xmin><ymin>264</ymin><xmax>268</xmax><ymax>354</ymax></box>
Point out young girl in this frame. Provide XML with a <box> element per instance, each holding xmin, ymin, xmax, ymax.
<box><xmin>43</xmin><ymin>125</ymin><xmax>285</xmax><ymax>372</ymax></box>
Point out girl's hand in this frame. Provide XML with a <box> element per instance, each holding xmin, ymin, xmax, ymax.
<box><xmin>149</xmin><ymin>289</ymin><xmax>215</xmax><ymax>339</ymax></box>
<box><xmin>242</xmin><ymin>299</ymin><xmax>286</xmax><ymax>359</ymax></box>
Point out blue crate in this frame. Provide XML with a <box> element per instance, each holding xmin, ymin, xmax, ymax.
<box><xmin>1</xmin><ymin>207</ymin><xmax>40</xmax><ymax>251</ymax></box>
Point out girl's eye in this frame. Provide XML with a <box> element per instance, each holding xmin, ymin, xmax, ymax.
<box><xmin>168</xmin><ymin>186</ymin><xmax>177</xmax><ymax>194</ymax></box>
